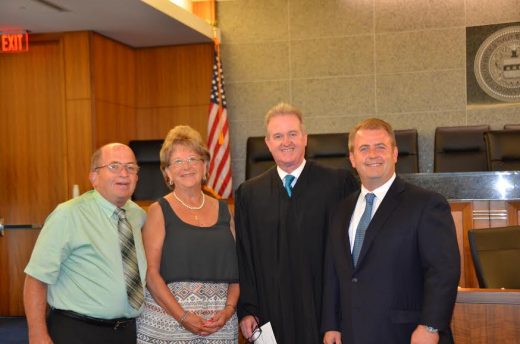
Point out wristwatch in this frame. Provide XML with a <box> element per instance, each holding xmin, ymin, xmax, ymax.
<box><xmin>423</xmin><ymin>325</ymin><xmax>439</xmax><ymax>333</ymax></box>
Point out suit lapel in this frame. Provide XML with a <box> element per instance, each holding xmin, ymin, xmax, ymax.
<box><xmin>355</xmin><ymin>176</ymin><xmax>406</xmax><ymax>268</ymax></box>
<box><xmin>337</xmin><ymin>192</ymin><xmax>359</xmax><ymax>269</ymax></box>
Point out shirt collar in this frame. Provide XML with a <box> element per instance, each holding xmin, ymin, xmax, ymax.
<box><xmin>92</xmin><ymin>189</ymin><xmax>129</xmax><ymax>218</ymax></box>
<box><xmin>360</xmin><ymin>173</ymin><xmax>396</xmax><ymax>201</ymax></box>
<box><xmin>277</xmin><ymin>159</ymin><xmax>306</xmax><ymax>182</ymax></box>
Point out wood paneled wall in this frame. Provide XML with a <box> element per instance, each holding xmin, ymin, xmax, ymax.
<box><xmin>0</xmin><ymin>31</ymin><xmax>212</xmax><ymax>220</ymax></box>
<box><xmin>0</xmin><ymin>35</ymin><xmax>69</xmax><ymax>315</ymax></box>
<box><xmin>63</xmin><ymin>32</ymin><xmax>95</xmax><ymax>195</ymax></box>
<box><xmin>91</xmin><ymin>33</ymin><xmax>137</xmax><ymax>147</ymax></box>
<box><xmin>0</xmin><ymin>35</ymin><xmax>68</xmax><ymax>224</ymax></box>
<box><xmin>0</xmin><ymin>230</ymin><xmax>40</xmax><ymax>316</ymax></box>
<box><xmin>90</xmin><ymin>34</ymin><xmax>213</xmax><ymax>144</ymax></box>
<box><xmin>135</xmin><ymin>43</ymin><xmax>213</xmax><ymax>140</ymax></box>
<box><xmin>0</xmin><ymin>31</ymin><xmax>213</xmax><ymax>316</ymax></box>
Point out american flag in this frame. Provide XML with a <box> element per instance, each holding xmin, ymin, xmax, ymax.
<box><xmin>206</xmin><ymin>47</ymin><xmax>232</xmax><ymax>199</ymax></box>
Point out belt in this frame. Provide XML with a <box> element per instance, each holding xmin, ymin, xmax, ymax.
<box><xmin>51</xmin><ymin>308</ymin><xmax>135</xmax><ymax>330</ymax></box>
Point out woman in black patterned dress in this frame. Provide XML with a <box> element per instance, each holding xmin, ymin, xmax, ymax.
<box><xmin>137</xmin><ymin>125</ymin><xmax>239</xmax><ymax>343</ymax></box>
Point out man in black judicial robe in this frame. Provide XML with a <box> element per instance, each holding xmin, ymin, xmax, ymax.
<box><xmin>235</xmin><ymin>102</ymin><xmax>358</xmax><ymax>344</ymax></box>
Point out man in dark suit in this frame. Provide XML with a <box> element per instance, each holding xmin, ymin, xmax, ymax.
<box><xmin>235</xmin><ymin>102</ymin><xmax>358</xmax><ymax>344</ymax></box>
<box><xmin>322</xmin><ymin>118</ymin><xmax>460</xmax><ymax>344</ymax></box>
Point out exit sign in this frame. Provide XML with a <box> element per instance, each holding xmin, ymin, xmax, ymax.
<box><xmin>1</xmin><ymin>32</ymin><xmax>29</xmax><ymax>53</ymax></box>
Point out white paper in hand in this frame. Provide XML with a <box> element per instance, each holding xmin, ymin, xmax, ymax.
<box><xmin>254</xmin><ymin>322</ymin><xmax>278</xmax><ymax>344</ymax></box>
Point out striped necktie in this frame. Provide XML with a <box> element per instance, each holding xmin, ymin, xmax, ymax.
<box><xmin>115</xmin><ymin>208</ymin><xmax>144</xmax><ymax>310</ymax></box>
<box><xmin>284</xmin><ymin>174</ymin><xmax>296</xmax><ymax>197</ymax></box>
<box><xmin>352</xmin><ymin>193</ymin><xmax>375</xmax><ymax>267</ymax></box>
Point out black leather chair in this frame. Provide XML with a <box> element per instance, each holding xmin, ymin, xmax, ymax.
<box><xmin>395</xmin><ymin>129</ymin><xmax>419</xmax><ymax>173</ymax></box>
<box><xmin>484</xmin><ymin>130</ymin><xmax>520</xmax><ymax>171</ymax></box>
<box><xmin>434</xmin><ymin>125</ymin><xmax>490</xmax><ymax>172</ymax></box>
<box><xmin>305</xmin><ymin>133</ymin><xmax>351</xmax><ymax>171</ymax></box>
<box><xmin>468</xmin><ymin>226</ymin><xmax>520</xmax><ymax>289</ymax></box>
<box><xmin>245</xmin><ymin>129</ymin><xmax>419</xmax><ymax>180</ymax></box>
<box><xmin>129</xmin><ymin>140</ymin><xmax>170</xmax><ymax>200</ymax></box>
<box><xmin>245</xmin><ymin>137</ymin><xmax>275</xmax><ymax>180</ymax></box>
<box><xmin>245</xmin><ymin>133</ymin><xmax>352</xmax><ymax>180</ymax></box>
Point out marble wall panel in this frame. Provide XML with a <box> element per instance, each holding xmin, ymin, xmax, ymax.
<box><xmin>466</xmin><ymin>0</ymin><xmax>520</xmax><ymax>27</ymax></box>
<box><xmin>221</xmin><ymin>42</ymin><xmax>290</xmax><ymax>82</ymax></box>
<box><xmin>289</xmin><ymin>0</ymin><xmax>373</xmax><ymax>39</ymax></box>
<box><xmin>376</xmin><ymin>28</ymin><xmax>466</xmax><ymax>73</ymax></box>
<box><xmin>225</xmin><ymin>80</ymin><xmax>291</xmax><ymax>122</ymax></box>
<box><xmin>375</xmin><ymin>0</ymin><xmax>465</xmax><ymax>33</ymax></box>
<box><xmin>467</xmin><ymin>106</ymin><xmax>520</xmax><ymax>129</ymax></box>
<box><xmin>376</xmin><ymin>70</ymin><xmax>466</xmax><ymax>114</ymax></box>
<box><xmin>291</xmin><ymin>35</ymin><xmax>374</xmax><ymax>78</ymax></box>
<box><xmin>291</xmin><ymin>76</ymin><xmax>375</xmax><ymax>118</ymax></box>
<box><xmin>229</xmin><ymin>120</ymin><xmax>250</xmax><ymax>161</ymax></box>
<box><xmin>231</xmin><ymin>159</ymin><xmax>246</xmax><ymax>189</ymax></box>
<box><xmin>218</xmin><ymin>0</ymin><xmax>289</xmax><ymax>43</ymax></box>
<box><xmin>304</xmin><ymin>114</ymin><xmax>372</xmax><ymax>134</ymax></box>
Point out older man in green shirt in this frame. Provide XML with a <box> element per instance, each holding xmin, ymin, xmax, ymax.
<box><xmin>24</xmin><ymin>143</ymin><xmax>146</xmax><ymax>344</ymax></box>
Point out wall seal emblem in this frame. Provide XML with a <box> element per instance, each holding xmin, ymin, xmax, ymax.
<box><xmin>474</xmin><ymin>26</ymin><xmax>520</xmax><ymax>102</ymax></box>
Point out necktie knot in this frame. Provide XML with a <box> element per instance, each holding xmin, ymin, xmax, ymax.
<box><xmin>115</xmin><ymin>208</ymin><xmax>126</xmax><ymax>220</ymax></box>
<box><xmin>284</xmin><ymin>174</ymin><xmax>296</xmax><ymax>197</ymax></box>
<box><xmin>365</xmin><ymin>192</ymin><xmax>375</xmax><ymax>207</ymax></box>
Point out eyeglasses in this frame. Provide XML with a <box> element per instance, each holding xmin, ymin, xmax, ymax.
<box><xmin>246</xmin><ymin>317</ymin><xmax>262</xmax><ymax>343</ymax></box>
<box><xmin>170</xmin><ymin>157</ymin><xmax>204</xmax><ymax>168</ymax></box>
<box><xmin>247</xmin><ymin>325</ymin><xmax>262</xmax><ymax>343</ymax></box>
<box><xmin>94</xmin><ymin>162</ymin><xmax>140</xmax><ymax>174</ymax></box>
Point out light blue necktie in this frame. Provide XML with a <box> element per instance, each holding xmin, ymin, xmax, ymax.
<box><xmin>284</xmin><ymin>174</ymin><xmax>296</xmax><ymax>197</ymax></box>
<box><xmin>352</xmin><ymin>193</ymin><xmax>375</xmax><ymax>267</ymax></box>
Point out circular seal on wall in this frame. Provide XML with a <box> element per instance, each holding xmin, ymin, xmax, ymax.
<box><xmin>474</xmin><ymin>26</ymin><xmax>520</xmax><ymax>103</ymax></box>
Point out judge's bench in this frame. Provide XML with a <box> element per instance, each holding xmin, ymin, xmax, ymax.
<box><xmin>401</xmin><ymin>171</ymin><xmax>520</xmax><ymax>344</ymax></box>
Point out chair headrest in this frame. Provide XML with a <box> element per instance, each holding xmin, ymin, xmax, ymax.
<box><xmin>435</xmin><ymin>125</ymin><xmax>489</xmax><ymax>152</ymax></box>
<box><xmin>306</xmin><ymin>133</ymin><xmax>348</xmax><ymax>158</ymax></box>
<box><xmin>485</xmin><ymin>130</ymin><xmax>520</xmax><ymax>160</ymax></box>
<box><xmin>246</xmin><ymin>137</ymin><xmax>271</xmax><ymax>162</ymax></box>
<box><xmin>129</xmin><ymin>140</ymin><xmax>164</xmax><ymax>163</ymax></box>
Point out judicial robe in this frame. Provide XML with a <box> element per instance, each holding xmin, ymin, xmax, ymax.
<box><xmin>235</xmin><ymin>161</ymin><xmax>358</xmax><ymax>344</ymax></box>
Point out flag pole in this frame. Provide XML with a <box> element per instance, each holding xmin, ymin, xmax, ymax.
<box><xmin>206</xmin><ymin>25</ymin><xmax>233</xmax><ymax>199</ymax></box>
<box><xmin>213</xmin><ymin>27</ymin><xmax>225</xmax><ymax>146</ymax></box>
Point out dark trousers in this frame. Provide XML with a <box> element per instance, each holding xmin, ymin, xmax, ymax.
<box><xmin>47</xmin><ymin>310</ymin><xmax>137</xmax><ymax>344</ymax></box>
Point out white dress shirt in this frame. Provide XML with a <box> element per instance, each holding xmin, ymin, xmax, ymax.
<box><xmin>348</xmin><ymin>173</ymin><xmax>396</xmax><ymax>251</ymax></box>
<box><xmin>277</xmin><ymin>159</ymin><xmax>306</xmax><ymax>188</ymax></box>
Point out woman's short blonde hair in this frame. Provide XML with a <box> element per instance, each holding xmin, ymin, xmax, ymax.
<box><xmin>160</xmin><ymin>125</ymin><xmax>210</xmax><ymax>189</ymax></box>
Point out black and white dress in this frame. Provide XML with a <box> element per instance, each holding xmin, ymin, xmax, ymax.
<box><xmin>137</xmin><ymin>198</ymin><xmax>239</xmax><ymax>344</ymax></box>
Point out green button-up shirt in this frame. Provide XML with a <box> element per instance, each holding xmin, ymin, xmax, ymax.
<box><xmin>25</xmin><ymin>190</ymin><xmax>147</xmax><ymax>319</ymax></box>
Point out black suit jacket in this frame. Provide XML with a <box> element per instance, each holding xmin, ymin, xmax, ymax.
<box><xmin>322</xmin><ymin>176</ymin><xmax>460</xmax><ymax>344</ymax></box>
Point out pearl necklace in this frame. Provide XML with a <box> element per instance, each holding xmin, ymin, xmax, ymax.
<box><xmin>173</xmin><ymin>191</ymin><xmax>205</xmax><ymax>210</ymax></box>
